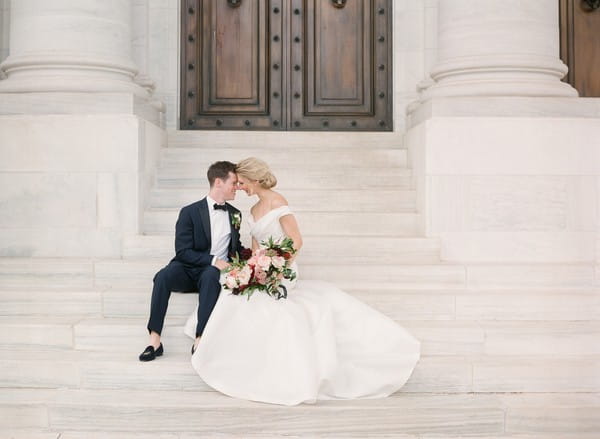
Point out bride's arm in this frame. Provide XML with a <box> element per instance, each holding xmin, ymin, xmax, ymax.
<box><xmin>280</xmin><ymin>214</ymin><xmax>303</xmax><ymax>255</ymax></box>
<box><xmin>252</xmin><ymin>237</ymin><xmax>259</xmax><ymax>251</ymax></box>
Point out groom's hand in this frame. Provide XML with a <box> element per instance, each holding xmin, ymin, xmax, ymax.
<box><xmin>214</xmin><ymin>259</ymin><xmax>230</xmax><ymax>270</ymax></box>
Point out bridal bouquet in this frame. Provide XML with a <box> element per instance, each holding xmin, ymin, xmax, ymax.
<box><xmin>222</xmin><ymin>237</ymin><xmax>297</xmax><ymax>300</ymax></box>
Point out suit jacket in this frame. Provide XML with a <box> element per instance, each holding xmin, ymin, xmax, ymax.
<box><xmin>171</xmin><ymin>197</ymin><xmax>243</xmax><ymax>268</ymax></box>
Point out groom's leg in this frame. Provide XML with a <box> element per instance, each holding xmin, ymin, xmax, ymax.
<box><xmin>147</xmin><ymin>261</ymin><xmax>195</xmax><ymax>335</ymax></box>
<box><xmin>195</xmin><ymin>265</ymin><xmax>222</xmax><ymax>337</ymax></box>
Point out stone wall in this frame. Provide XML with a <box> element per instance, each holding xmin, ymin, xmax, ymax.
<box><xmin>0</xmin><ymin>0</ymin><xmax>165</xmax><ymax>258</ymax></box>
<box><xmin>407</xmin><ymin>98</ymin><xmax>600</xmax><ymax>269</ymax></box>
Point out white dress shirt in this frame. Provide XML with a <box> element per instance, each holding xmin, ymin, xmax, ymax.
<box><xmin>206</xmin><ymin>195</ymin><xmax>231</xmax><ymax>266</ymax></box>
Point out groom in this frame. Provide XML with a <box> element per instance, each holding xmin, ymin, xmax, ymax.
<box><xmin>139</xmin><ymin>161</ymin><xmax>243</xmax><ymax>361</ymax></box>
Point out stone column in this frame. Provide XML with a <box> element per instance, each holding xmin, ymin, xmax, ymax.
<box><xmin>421</xmin><ymin>0</ymin><xmax>577</xmax><ymax>99</ymax></box>
<box><xmin>0</xmin><ymin>0</ymin><xmax>165</xmax><ymax>258</ymax></box>
<box><xmin>0</xmin><ymin>0</ymin><xmax>149</xmax><ymax>97</ymax></box>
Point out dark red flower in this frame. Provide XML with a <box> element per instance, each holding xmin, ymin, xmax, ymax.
<box><xmin>240</xmin><ymin>248</ymin><xmax>253</xmax><ymax>260</ymax></box>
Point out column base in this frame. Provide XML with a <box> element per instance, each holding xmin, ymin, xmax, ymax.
<box><xmin>0</xmin><ymin>92</ymin><xmax>165</xmax><ymax>127</ymax></box>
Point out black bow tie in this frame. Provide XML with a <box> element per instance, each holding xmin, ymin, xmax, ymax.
<box><xmin>213</xmin><ymin>203</ymin><xmax>227</xmax><ymax>211</ymax></box>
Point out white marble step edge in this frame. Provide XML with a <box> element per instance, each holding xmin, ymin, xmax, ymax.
<box><xmin>166</xmin><ymin>130</ymin><xmax>406</xmax><ymax>149</ymax></box>
<box><xmin>154</xmin><ymin>171</ymin><xmax>415</xmax><ymax>190</ymax></box>
<box><xmin>159</xmin><ymin>147</ymin><xmax>408</xmax><ymax>168</ymax></box>
<box><xmin>2</xmin><ymin>288</ymin><xmax>600</xmax><ymax>322</ymax></box>
<box><xmin>3</xmin><ymin>317</ymin><xmax>600</xmax><ymax>358</ymax></box>
<box><xmin>2</xmin><ymin>347</ymin><xmax>600</xmax><ymax>395</ymax></box>
<box><xmin>143</xmin><ymin>210</ymin><xmax>420</xmax><ymax>236</ymax></box>
<box><xmin>0</xmin><ymin>258</ymin><xmax>597</xmax><ymax>289</ymax></box>
<box><xmin>121</xmin><ymin>235</ymin><xmax>441</xmax><ymax>263</ymax></box>
<box><xmin>149</xmin><ymin>188</ymin><xmax>417</xmax><ymax>211</ymax></box>
<box><xmin>1</xmin><ymin>387</ymin><xmax>599</xmax><ymax>435</ymax></box>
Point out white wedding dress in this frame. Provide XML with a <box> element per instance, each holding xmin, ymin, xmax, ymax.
<box><xmin>184</xmin><ymin>206</ymin><xmax>420</xmax><ymax>406</ymax></box>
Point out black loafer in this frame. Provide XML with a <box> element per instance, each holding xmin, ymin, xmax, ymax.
<box><xmin>139</xmin><ymin>343</ymin><xmax>163</xmax><ymax>362</ymax></box>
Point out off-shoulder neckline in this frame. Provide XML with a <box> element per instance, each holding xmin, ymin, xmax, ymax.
<box><xmin>249</xmin><ymin>205</ymin><xmax>290</xmax><ymax>224</ymax></box>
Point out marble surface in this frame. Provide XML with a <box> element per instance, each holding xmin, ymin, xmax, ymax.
<box><xmin>144</xmin><ymin>210</ymin><xmax>419</xmax><ymax>236</ymax></box>
<box><xmin>161</xmin><ymin>146</ymin><xmax>407</xmax><ymax>168</ymax></box>
<box><xmin>422</xmin><ymin>0</ymin><xmax>576</xmax><ymax>99</ymax></box>
<box><xmin>149</xmin><ymin>188</ymin><xmax>415</xmax><ymax>212</ymax></box>
<box><xmin>0</xmin><ymin>113</ymin><xmax>164</xmax><ymax>257</ymax></box>
<box><xmin>0</xmin><ymin>0</ymin><xmax>149</xmax><ymax>98</ymax></box>
<box><xmin>0</xmin><ymin>93</ymin><xmax>163</xmax><ymax>127</ymax></box>
<box><xmin>122</xmin><ymin>235</ymin><xmax>440</xmax><ymax>264</ymax></box>
<box><xmin>2</xmin><ymin>388</ymin><xmax>599</xmax><ymax>436</ymax></box>
<box><xmin>0</xmin><ymin>259</ymin><xmax>94</xmax><ymax>289</ymax></box>
<box><xmin>408</xmin><ymin>96</ymin><xmax>600</xmax><ymax>128</ymax></box>
<box><xmin>408</xmin><ymin>115</ymin><xmax>600</xmax><ymax>265</ymax></box>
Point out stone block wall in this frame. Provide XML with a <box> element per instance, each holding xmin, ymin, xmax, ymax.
<box><xmin>0</xmin><ymin>114</ymin><xmax>164</xmax><ymax>257</ymax></box>
<box><xmin>407</xmin><ymin>97</ymin><xmax>600</xmax><ymax>272</ymax></box>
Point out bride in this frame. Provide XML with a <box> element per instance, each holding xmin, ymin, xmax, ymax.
<box><xmin>184</xmin><ymin>157</ymin><xmax>420</xmax><ymax>406</ymax></box>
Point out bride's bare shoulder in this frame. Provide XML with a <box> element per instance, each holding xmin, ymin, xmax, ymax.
<box><xmin>269</xmin><ymin>192</ymin><xmax>289</xmax><ymax>209</ymax></box>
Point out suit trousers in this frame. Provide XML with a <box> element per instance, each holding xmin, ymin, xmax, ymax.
<box><xmin>147</xmin><ymin>260</ymin><xmax>221</xmax><ymax>337</ymax></box>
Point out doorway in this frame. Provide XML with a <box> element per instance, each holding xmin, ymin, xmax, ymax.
<box><xmin>180</xmin><ymin>0</ymin><xmax>393</xmax><ymax>130</ymax></box>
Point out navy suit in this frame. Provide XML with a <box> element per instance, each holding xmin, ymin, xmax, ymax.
<box><xmin>147</xmin><ymin>198</ymin><xmax>243</xmax><ymax>337</ymax></box>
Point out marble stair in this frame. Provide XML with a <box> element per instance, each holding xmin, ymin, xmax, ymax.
<box><xmin>1</xmin><ymin>131</ymin><xmax>599</xmax><ymax>437</ymax></box>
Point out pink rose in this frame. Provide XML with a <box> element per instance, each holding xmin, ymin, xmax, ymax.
<box><xmin>255</xmin><ymin>269</ymin><xmax>267</xmax><ymax>285</ymax></box>
<box><xmin>271</xmin><ymin>256</ymin><xmax>285</xmax><ymax>269</ymax></box>
<box><xmin>225</xmin><ymin>275</ymin><xmax>238</xmax><ymax>290</ymax></box>
<box><xmin>238</xmin><ymin>265</ymin><xmax>252</xmax><ymax>285</ymax></box>
<box><xmin>257</xmin><ymin>255</ymin><xmax>272</xmax><ymax>271</ymax></box>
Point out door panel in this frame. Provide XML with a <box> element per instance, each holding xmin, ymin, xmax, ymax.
<box><xmin>181</xmin><ymin>0</ymin><xmax>392</xmax><ymax>131</ymax></box>
<box><xmin>208</xmin><ymin>0</ymin><xmax>261</xmax><ymax>106</ymax></box>
<box><xmin>181</xmin><ymin>0</ymin><xmax>283</xmax><ymax>130</ymax></box>
<box><xmin>560</xmin><ymin>0</ymin><xmax>600</xmax><ymax>97</ymax></box>
<box><xmin>309</xmin><ymin>0</ymin><xmax>370</xmax><ymax>109</ymax></box>
<box><xmin>290</xmin><ymin>0</ymin><xmax>392</xmax><ymax>130</ymax></box>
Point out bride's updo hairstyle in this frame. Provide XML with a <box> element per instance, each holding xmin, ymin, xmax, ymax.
<box><xmin>236</xmin><ymin>157</ymin><xmax>277</xmax><ymax>189</ymax></box>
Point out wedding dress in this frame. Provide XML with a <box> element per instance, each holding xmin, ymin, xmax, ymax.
<box><xmin>184</xmin><ymin>206</ymin><xmax>420</xmax><ymax>406</ymax></box>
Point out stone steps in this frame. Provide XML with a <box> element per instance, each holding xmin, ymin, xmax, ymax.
<box><xmin>3</xmin><ymin>315</ymin><xmax>600</xmax><ymax>358</ymax></box>
<box><xmin>100</xmin><ymin>288</ymin><xmax>600</xmax><ymax>321</ymax></box>
<box><xmin>2</xmin><ymin>125</ymin><xmax>598</xmax><ymax>437</ymax></box>
<box><xmin>1</xmin><ymin>258</ymin><xmax>595</xmax><ymax>290</ymax></box>
<box><xmin>2</xmin><ymin>344</ymin><xmax>600</xmax><ymax>395</ymax></box>
<box><xmin>160</xmin><ymin>146</ymin><xmax>407</xmax><ymax>168</ymax></box>
<box><xmin>156</xmin><ymin>166</ymin><xmax>415</xmax><ymax>190</ymax></box>
<box><xmin>167</xmin><ymin>130</ymin><xmax>406</xmax><ymax>150</ymax></box>
<box><xmin>2</xmin><ymin>286</ymin><xmax>599</xmax><ymax>321</ymax></box>
<box><xmin>1</xmin><ymin>388</ymin><xmax>598</xmax><ymax>436</ymax></box>
<box><xmin>149</xmin><ymin>188</ymin><xmax>417</xmax><ymax>211</ymax></box>
<box><xmin>122</xmin><ymin>235</ymin><xmax>441</xmax><ymax>263</ymax></box>
<box><xmin>3</xmin><ymin>433</ymin><xmax>599</xmax><ymax>439</ymax></box>
<box><xmin>143</xmin><ymin>209</ymin><xmax>420</xmax><ymax>236</ymax></box>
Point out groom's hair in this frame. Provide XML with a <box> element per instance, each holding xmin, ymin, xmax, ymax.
<box><xmin>207</xmin><ymin>161</ymin><xmax>237</xmax><ymax>187</ymax></box>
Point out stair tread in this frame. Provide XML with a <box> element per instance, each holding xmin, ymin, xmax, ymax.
<box><xmin>3</xmin><ymin>387</ymin><xmax>599</xmax><ymax>407</ymax></box>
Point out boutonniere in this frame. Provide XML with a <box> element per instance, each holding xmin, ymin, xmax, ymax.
<box><xmin>231</xmin><ymin>212</ymin><xmax>241</xmax><ymax>230</ymax></box>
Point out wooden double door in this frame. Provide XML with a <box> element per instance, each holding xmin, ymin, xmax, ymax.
<box><xmin>181</xmin><ymin>0</ymin><xmax>392</xmax><ymax>131</ymax></box>
<box><xmin>560</xmin><ymin>0</ymin><xmax>600</xmax><ymax>97</ymax></box>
